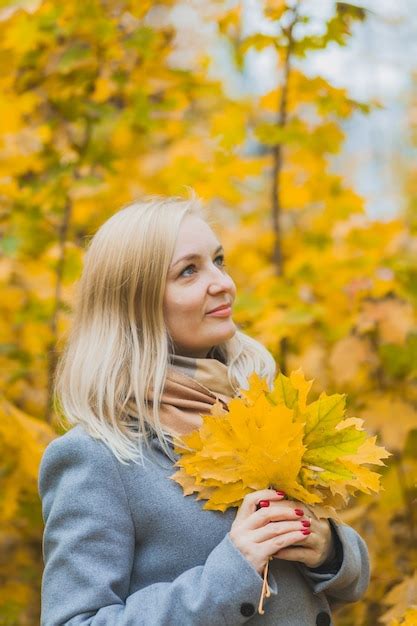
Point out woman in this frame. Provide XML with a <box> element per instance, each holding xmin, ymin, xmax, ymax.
<box><xmin>39</xmin><ymin>192</ymin><xmax>370</xmax><ymax>626</ymax></box>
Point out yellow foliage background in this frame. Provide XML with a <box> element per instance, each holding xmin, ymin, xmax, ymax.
<box><xmin>0</xmin><ymin>1</ymin><xmax>416</xmax><ymax>624</ymax></box>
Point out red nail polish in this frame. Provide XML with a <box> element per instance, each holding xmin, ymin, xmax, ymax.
<box><xmin>295</xmin><ymin>508</ymin><xmax>304</xmax><ymax>516</ymax></box>
<box><xmin>258</xmin><ymin>500</ymin><xmax>270</xmax><ymax>508</ymax></box>
<box><xmin>275</xmin><ymin>490</ymin><xmax>286</xmax><ymax>496</ymax></box>
<box><xmin>302</xmin><ymin>529</ymin><xmax>311</xmax><ymax>535</ymax></box>
<box><xmin>301</xmin><ymin>520</ymin><xmax>311</xmax><ymax>527</ymax></box>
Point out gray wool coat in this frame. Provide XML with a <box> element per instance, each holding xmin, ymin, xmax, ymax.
<box><xmin>38</xmin><ymin>424</ymin><xmax>370</xmax><ymax>626</ymax></box>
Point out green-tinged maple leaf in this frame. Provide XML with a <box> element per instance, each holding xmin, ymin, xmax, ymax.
<box><xmin>171</xmin><ymin>368</ymin><xmax>390</xmax><ymax>516</ymax></box>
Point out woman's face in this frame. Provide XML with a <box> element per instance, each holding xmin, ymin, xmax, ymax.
<box><xmin>163</xmin><ymin>214</ymin><xmax>237</xmax><ymax>358</ymax></box>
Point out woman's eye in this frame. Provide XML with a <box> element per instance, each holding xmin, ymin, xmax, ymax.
<box><xmin>214</xmin><ymin>254</ymin><xmax>226</xmax><ymax>268</ymax></box>
<box><xmin>180</xmin><ymin>264</ymin><xmax>196</xmax><ymax>277</ymax></box>
<box><xmin>179</xmin><ymin>255</ymin><xmax>226</xmax><ymax>278</ymax></box>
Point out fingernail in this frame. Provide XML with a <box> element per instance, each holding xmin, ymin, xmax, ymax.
<box><xmin>275</xmin><ymin>490</ymin><xmax>286</xmax><ymax>496</ymax></box>
<box><xmin>301</xmin><ymin>520</ymin><xmax>311</xmax><ymax>527</ymax></box>
<box><xmin>294</xmin><ymin>508</ymin><xmax>304</xmax><ymax>516</ymax></box>
<box><xmin>258</xmin><ymin>500</ymin><xmax>270</xmax><ymax>508</ymax></box>
<box><xmin>301</xmin><ymin>529</ymin><xmax>311</xmax><ymax>535</ymax></box>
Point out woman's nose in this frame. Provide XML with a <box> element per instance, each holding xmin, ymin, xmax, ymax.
<box><xmin>207</xmin><ymin>268</ymin><xmax>235</xmax><ymax>293</ymax></box>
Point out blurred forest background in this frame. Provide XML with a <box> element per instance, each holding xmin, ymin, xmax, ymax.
<box><xmin>0</xmin><ymin>1</ymin><xmax>416</xmax><ymax>624</ymax></box>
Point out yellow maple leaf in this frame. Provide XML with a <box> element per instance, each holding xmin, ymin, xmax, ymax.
<box><xmin>0</xmin><ymin>397</ymin><xmax>55</xmax><ymax>521</ymax></box>
<box><xmin>389</xmin><ymin>608</ymin><xmax>417</xmax><ymax>626</ymax></box>
<box><xmin>381</xmin><ymin>571</ymin><xmax>417</xmax><ymax>625</ymax></box>
<box><xmin>171</xmin><ymin>369</ymin><xmax>389</xmax><ymax>515</ymax></box>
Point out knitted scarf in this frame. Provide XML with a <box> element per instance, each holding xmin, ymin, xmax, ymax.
<box><xmin>125</xmin><ymin>353</ymin><xmax>238</xmax><ymax>439</ymax></box>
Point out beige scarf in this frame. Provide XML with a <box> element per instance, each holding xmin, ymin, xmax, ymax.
<box><xmin>125</xmin><ymin>353</ymin><xmax>238</xmax><ymax>438</ymax></box>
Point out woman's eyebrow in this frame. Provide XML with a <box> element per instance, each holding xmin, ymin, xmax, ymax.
<box><xmin>171</xmin><ymin>245</ymin><xmax>224</xmax><ymax>269</ymax></box>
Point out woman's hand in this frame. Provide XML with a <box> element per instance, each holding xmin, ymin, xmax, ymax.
<box><xmin>229</xmin><ymin>489</ymin><xmax>312</xmax><ymax>576</ymax></box>
<box><xmin>271</xmin><ymin>503</ymin><xmax>335</xmax><ymax>569</ymax></box>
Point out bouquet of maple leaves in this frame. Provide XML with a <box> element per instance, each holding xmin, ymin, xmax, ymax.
<box><xmin>170</xmin><ymin>369</ymin><xmax>390</xmax><ymax>614</ymax></box>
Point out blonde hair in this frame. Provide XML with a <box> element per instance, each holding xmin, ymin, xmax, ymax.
<box><xmin>54</xmin><ymin>190</ymin><xmax>276</xmax><ymax>465</ymax></box>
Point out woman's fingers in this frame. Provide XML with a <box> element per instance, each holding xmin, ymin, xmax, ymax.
<box><xmin>234</xmin><ymin>489</ymin><xmax>286</xmax><ymax>522</ymax></box>
<box><xmin>272</xmin><ymin>518</ymin><xmax>335</xmax><ymax>569</ymax></box>
<box><xmin>251</xmin><ymin>519</ymin><xmax>311</xmax><ymax>543</ymax></box>
<box><xmin>229</xmin><ymin>491</ymin><xmax>322</xmax><ymax>573</ymax></box>
<box><xmin>248</xmin><ymin>501</ymin><xmax>309</xmax><ymax>530</ymax></box>
<box><xmin>272</xmin><ymin>545</ymin><xmax>313</xmax><ymax>561</ymax></box>
<box><xmin>261</xmin><ymin>529</ymin><xmax>310</xmax><ymax>559</ymax></box>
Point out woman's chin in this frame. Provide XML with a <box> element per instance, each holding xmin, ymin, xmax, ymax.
<box><xmin>211</xmin><ymin>321</ymin><xmax>237</xmax><ymax>343</ymax></box>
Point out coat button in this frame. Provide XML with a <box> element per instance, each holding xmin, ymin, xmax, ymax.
<box><xmin>240</xmin><ymin>603</ymin><xmax>255</xmax><ymax>617</ymax></box>
<box><xmin>316</xmin><ymin>611</ymin><xmax>331</xmax><ymax>626</ymax></box>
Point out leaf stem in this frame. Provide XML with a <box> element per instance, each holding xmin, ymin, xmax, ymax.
<box><xmin>258</xmin><ymin>558</ymin><xmax>272</xmax><ymax>614</ymax></box>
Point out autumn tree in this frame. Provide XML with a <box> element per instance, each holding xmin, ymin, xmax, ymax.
<box><xmin>215</xmin><ymin>2</ymin><xmax>417</xmax><ymax>624</ymax></box>
<box><xmin>0</xmin><ymin>1</ymin><xmax>236</xmax><ymax>621</ymax></box>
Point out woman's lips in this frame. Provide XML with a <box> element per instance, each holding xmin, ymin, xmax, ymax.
<box><xmin>206</xmin><ymin>306</ymin><xmax>232</xmax><ymax>317</ymax></box>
